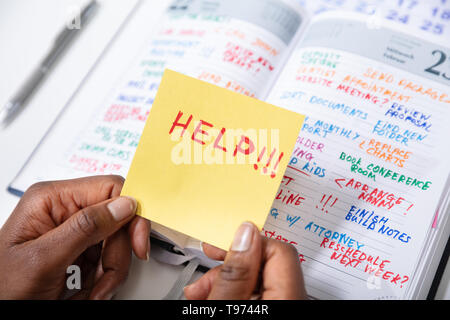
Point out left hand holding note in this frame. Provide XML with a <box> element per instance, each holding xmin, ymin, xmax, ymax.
<box><xmin>0</xmin><ymin>175</ymin><xmax>151</xmax><ymax>300</ymax></box>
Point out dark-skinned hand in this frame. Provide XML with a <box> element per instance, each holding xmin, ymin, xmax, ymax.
<box><xmin>185</xmin><ymin>222</ymin><xmax>308</xmax><ymax>300</ymax></box>
<box><xmin>0</xmin><ymin>175</ymin><xmax>150</xmax><ymax>300</ymax></box>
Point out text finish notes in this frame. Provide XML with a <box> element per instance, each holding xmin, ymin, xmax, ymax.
<box><xmin>121</xmin><ymin>70</ymin><xmax>305</xmax><ymax>250</ymax></box>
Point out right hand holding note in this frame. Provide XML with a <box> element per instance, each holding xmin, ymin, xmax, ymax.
<box><xmin>184</xmin><ymin>222</ymin><xmax>307</xmax><ymax>300</ymax></box>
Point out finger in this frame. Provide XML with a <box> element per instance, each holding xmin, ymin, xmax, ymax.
<box><xmin>45</xmin><ymin>175</ymin><xmax>125</xmax><ymax>208</ymax></box>
<box><xmin>128</xmin><ymin>216</ymin><xmax>151</xmax><ymax>260</ymax></box>
<box><xmin>47</xmin><ymin>175</ymin><xmax>125</xmax><ymax>223</ymax></box>
<box><xmin>184</xmin><ymin>266</ymin><xmax>221</xmax><ymax>300</ymax></box>
<box><xmin>207</xmin><ymin>222</ymin><xmax>262</xmax><ymax>300</ymax></box>
<box><xmin>33</xmin><ymin>196</ymin><xmax>137</xmax><ymax>267</ymax></box>
<box><xmin>89</xmin><ymin>228</ymin><xmax>132</xmax><ymax>300</ymax></box>
<box><xmin>260</xmin><ymin>239</ymin><xmax>307</xmax><ymax>300</ymax></box>
<box><xmin>1</xmin><ymin>175</ymin><xmax>126</xmax><ymax>241</ymax></box>
<box><xmin>201</xmin><ymin>243</ymin><xmax>227</xmax><ymax>261</ymax></box>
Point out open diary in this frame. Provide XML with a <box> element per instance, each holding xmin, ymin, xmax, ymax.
<box><xmin>9</xmin><ymin>0</ymin><xmax>450</xmax><ymax>299</ymax></box>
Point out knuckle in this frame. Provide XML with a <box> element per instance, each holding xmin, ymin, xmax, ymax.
<box><xmin>270</xmin><ymin>239</ymin><xmax>299</xmax><ymax>257</ymax></box>
<box><xmin>26</xmin><ymin>181</ymin><xmax>52</xmax><ymax>195</ymax></box>
<box><xmin>73</xmin><ymin>209</ymin><xmax>99</xmax><ymax>236</ymax></box>
<box><xmin>105</xmin><ymin>175</ymin><xmax>125</xmax><ymax>197</ymax></box>
<box><xmin>219</xmin><ymin>262</ymin><xmax>251</xmax><ymax>282</ymax></box>
<box><xmin>109</xmin><ymin>175</ymin><xmax>125</xmax><ymax>185</ymax></box>
<box><xmin>282</xmin><ymin>242</ymin><xmax>299</xmax><ymax>257</ymax></box>
<box><xmin>20</xmin><ymin>181</ymin><xmax>56</xmax><ymax>209</ymax></box>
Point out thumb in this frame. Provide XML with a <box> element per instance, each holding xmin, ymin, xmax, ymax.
<box><xmin>35</xmin><ymin>196</ymin><xmax>137</xmax><ymax>266</ymax></box>
<box><xmin>208</xmin><ymin>222</ymin><xmax>262</xmax><ymax>300</ymax></box>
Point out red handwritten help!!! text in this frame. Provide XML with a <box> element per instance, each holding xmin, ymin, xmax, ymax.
<box><xmin>169</xmin><ymin>110</ymin><xmax>284</xmax><ymax>178</ymax></box>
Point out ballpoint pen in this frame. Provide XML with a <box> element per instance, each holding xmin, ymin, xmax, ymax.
<box><xmin>0</xmin><ymin>0</ymin><xmax>98</xmax><ymax>127</ymax></box>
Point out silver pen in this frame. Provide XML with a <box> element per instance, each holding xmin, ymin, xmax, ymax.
<box><xmin>0</xmin><ymin>0</ymin><xmax>97</xmax><ymax>127</ymax></box>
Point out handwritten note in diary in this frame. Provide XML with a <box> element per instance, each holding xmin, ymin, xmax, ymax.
<box><xmin>121</xmin><ymin>70</ymin><xmax>305</xmax><ymax>250</ymax></box>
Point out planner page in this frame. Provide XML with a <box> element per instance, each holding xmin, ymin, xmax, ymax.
<box><xmin>10</xmin><ymin>0</ymin><xmax>305</xmax><ymax>192</ymax></box>
<box><xmin>264</xmin><ymin>12</ymin><xmax>450</xmax><ymax>299</ymax></box>
<box><xmin>296</xmin><ymin>0</ymin><xmax>450</xmax><ymax>41</ymax></box>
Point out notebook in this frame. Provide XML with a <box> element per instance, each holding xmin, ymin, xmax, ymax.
<box><xmin>8</xmin><ymin>0</ymin><xmax>450</xmax><ymax>300</ymax></box>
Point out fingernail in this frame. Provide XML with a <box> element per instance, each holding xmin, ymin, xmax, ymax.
<box><xmin>231</xmin><ymin>222</ymin><xmax>254</xmax><ymax>252</ymax></box>
<box><xmin>107</xmin><ymin>196</ymin><xmax>137</xmax><ymax>221</ymax></box>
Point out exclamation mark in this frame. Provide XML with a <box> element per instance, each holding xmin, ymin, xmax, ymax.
<box><xmin>322</xmin><ymin>195</ymin><xmax>332</xmax><ymax>211</ymax></box>
<box><xmin>404</xmin><ymin>204</ymin><xmax>413</xmax><ymax>215</ymax></box>
<box><xmin>263</xmin><ymin>148</ymin><xmax>277</xmax><ymax>174</ymax></box>
<box><xmin>253</xmin><ymin>147</ymin><xmax>266</xmax><ymax>170</ymax></box>
<box><xmin>315</xmin><ymin>194</ymin><xmax>337</xmax><ymax>213</ymax></box>
<box><xmin>316</xmin><ymin>194</ymin><xmax>326</xmax><ymax>209</ymax></box>
<box><xmin>270</xmin><ymin>152</ymin><xmax>284</xmax><ymax>179</ymax></box>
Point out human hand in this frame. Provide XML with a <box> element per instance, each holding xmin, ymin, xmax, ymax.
<box><xmin>0</xmin><ymin>175</ymin><xmax>151</xmax><ymax>300</ymax></box>
<box><xmin>184</xmin><ymin>222</ymin><xmax>307</xmax><ymax>300</ymax></box>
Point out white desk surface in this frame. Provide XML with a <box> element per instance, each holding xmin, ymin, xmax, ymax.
<box><xmin>0</xmin><ymin>0</ymin><xmax>448</xmax><ymax>300</ymax></box>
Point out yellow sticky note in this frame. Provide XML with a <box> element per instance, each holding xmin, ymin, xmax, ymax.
<box><xmin>121</xmin><ymin>70</ymin><xmax>305</xmax><ymax>250</ymax></box>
